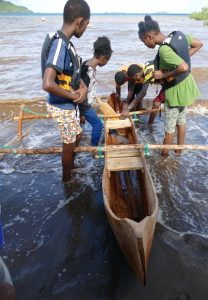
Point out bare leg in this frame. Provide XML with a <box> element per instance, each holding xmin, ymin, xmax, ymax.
<box><xmin>161</xmin><ymin>132</ymin><xmax>175</xmax><ymax>156</ymax></box>
<box><xmin>175</xmin><ymin>123</ymin><xmax>186</xmax><ymax>155</ymax></box>
<box><xmin>135</xmin><ymin>99</ymin><xmax>143</xmax><ymax>111</ymax></box>
<box><xmin>62</xmin><ymin>142</ymin><xmax>75</xmax><ymax>183</ymax></box>
<box><xmin>72</xmin><ymin>132</ymin><xmax>83</xmax><ymax>168</ymax></box>
<box><xmin>148</xmin><ymin>102</ymin><xmax>161</xmax><ymax>125</ymax></box>
<box><xmin>76</xmin><ymin>131</ymin><xmax>82</xmax><ymax>147</ymax></box>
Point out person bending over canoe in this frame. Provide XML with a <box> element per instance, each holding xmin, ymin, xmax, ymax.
<box><xmin>121</xmin><ymin>62</ymin><xmax>165</xmax><ymax>122</ymax></box>
<box><xmin>41</xmin><ymin>0</ymin><xmax>90</xmax><ymax>182</ymax></box>
<box><xmin>138</xmin><ymin>15</ymin><xmax>203</xmax><ymax>156</ymax></box>
<box><xmin>79</xmin><ymin>36</ymin><xmax>113</xmax><ymax>146</ymax></box>
<box><xmin>114</xmin><ymin>62</ymin><xmax>165</xmax><ymax>123</ymax></box>
<box><xmin>126</xmin><ymin>40</ymin><xmax>203</xmax><ymax>125</ymax></box>
<box><xmin>114</xmin><ymin>64</ymin><xmax>148</xmax><ymax>112</ymax></box>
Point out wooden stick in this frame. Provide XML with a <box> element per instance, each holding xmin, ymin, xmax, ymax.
<box><xmin>95</xmin><ymin>95</ymin><xmax>118</xmax><ymax>115</ymax></box>
<box><xmin>98</xmin><ymin>108</ymin><xmax>164</xmax><ymax>118</ymax></box>
<box><xmin>13</xmin><ymin>108</ymin><xmax>160</xmax><ymax>122</ymax></box>
<box><xmin>81</xmin><ymin>144</ymin><xmax>208</xmax><ymax>152</ymax></box>
<box><xmin>0</xmin><ymin>97</ymin><xmax>46</xmax><ymax>105</ymax></box>
<box><xmin>14</xmin><ymin>114</ymin><xmax>51</xmax><ymax>121</ymax></box>
<box><xmin>0</xmin><ymin>127</ymin><xmax>31</xmax><ymax>159</ymax></box>
<box><xmin>17</xmin><ymin>104</ymin><xmax>25</xmax><ymax>138</ymax></box>
<box><xmin>0</xmin><ymin>144</ymin><xmax>208</xmax><ymax>155</ymax></box>
<box><xmin>13</xmin><ymin>108</ymin><xmax>161</xmax><ymax>121</ymax></box>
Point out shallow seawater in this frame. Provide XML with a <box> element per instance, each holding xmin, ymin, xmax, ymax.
<box><xmin>137</xmin><ymin>110</ymin><xmax>208</xmax><ymax>237</ymax></box>
<box><xmin>0</xmin><ymin>13</ymin><xmax>208</xmax><ymax>299</ymax></box>
<box><xmin>0</xmin><ymin>104</ymin><xmax>207</xmax><ymax>299</ymax></box>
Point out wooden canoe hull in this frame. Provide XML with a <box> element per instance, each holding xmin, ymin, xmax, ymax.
<box><xmin>102</xmin><ymin>112</ymin><xmax>158</xmax><ymax>284</ymax></box>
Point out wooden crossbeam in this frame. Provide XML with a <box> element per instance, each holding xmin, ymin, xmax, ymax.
<box><xmin>0</xmin><ymin>144</ymin><xmax>208</xmax><ymax>155</ymax></box>
<box><xmin>13</xmin><ymin>108</ymin><xmax>162</xmax><ymax>121</ymax></box>
<box><xmin>106</xmin><ymin>118</ymin><xmax>132</xmax><ymax>129</ymax></box>
<box><xmin>106</xmin><ymin>156</ymin><xmax>143</xmax><ymax>171</ymax></box>
<box><xmin>106</xmin><ymin>149</ymin><xmax>140</xmax><ymax>158</ymax></box>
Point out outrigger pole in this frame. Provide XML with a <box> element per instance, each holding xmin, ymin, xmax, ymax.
<box><xmin>14</xmin><ymin>104</ymin><xmax>163</xmax><ymax>137</ymax></box>
<box><xmin>0</xmin><ymin>144</ymin><xmax>208</xmax><ymax>155</ymax></box>
<box><xmin>13</xmin><ymin>108</ymin><xmax>163</xmax><ymax>121</ymax></box>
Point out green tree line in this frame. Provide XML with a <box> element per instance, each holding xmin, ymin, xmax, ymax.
<box><xmin>0</xmin><ymin>0</ymin><xmax>33</xmax><ymax>13</ymax></box>
<box><xmin>190</xmin><ymin>7</ymin><xmax>208</xmax><ymax>25</ymax></box>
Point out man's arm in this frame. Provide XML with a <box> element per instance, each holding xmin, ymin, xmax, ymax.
<box><xmin>116</xmin><ymin>84</ymin><xmax>121</xmax><ymax>97</ymax></box>
<box><xmin>129</xmin><ymin>83</ymin><xmax>149</xmax><ymax>110</ymax></box>
<box><xmin>42</xmin><ymin>68</ymin><xmax>83</xmax><ymax>103</ymax></box>
<box><xmin>189</xmin><ymin>37</ymin><xmax>203</xmax><ymax>56</ymax></box>
<box><xmin>126</xmin><ymin>81</ymin><xmax>135</xmax><ymax>104</ymax></box>
<box><xmin>76</xmin><ymin>79</ymin><xmax>88</xmax><ymax>102</ymax></box>
<box><xmin>153</xmin><ymin>61</ymin><xmax>189</xmax><ymax>81</ymax></box>
<box><xmin>153</xmin><ymin>45</ymin><xmax>189</xmax><ymax>81</ymax></box>
<box><xmin>121</xmin><ymin>81</ymin><xmax>135</xmax><ymax>115</ymax></box>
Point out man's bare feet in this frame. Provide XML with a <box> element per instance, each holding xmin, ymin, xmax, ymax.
<box><xmin>174</xmin><ymin>150</ymin><xmax>182</xmax><ymax>156</ymax></box>
<box><xmin>161</xmin><ymin>149</ymin><xmax>169</xmax><ymax>157</ymax></box>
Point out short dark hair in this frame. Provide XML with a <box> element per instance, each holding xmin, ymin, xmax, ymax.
<box><xmin>127</xmin><ymin>64</ymin><xmax>143</xmax><ymax>77</ymax></box>
<box><xmin>93</xmin><ymin>36</ymin><xmax>113</xmax><ymax>59</ymax></box>
<box><xmin>115</xmin><ymin>71</ymin><xmax>127</xmax><ymax>85</ymax></box>
<box><xmin>138</xmin><ymin>15</ymin><xmax>160</xmax><ymax>39</ymax></box>
<box><xmin>63</xmin><ymin>0</ymin><xmax>90</xmax><ymax>23</ymax></box>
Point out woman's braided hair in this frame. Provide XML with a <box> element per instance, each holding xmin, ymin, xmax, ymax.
<box><xmin>138</xmin><ymin>15</ymin><xmax>160</xmax><ymax>39</ymax></box>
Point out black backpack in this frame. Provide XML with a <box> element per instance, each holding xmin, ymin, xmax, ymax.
<box><xmin>41</xmin><ymin>31</ymin><xmax>81</xmax><ymax>90</ymax></box>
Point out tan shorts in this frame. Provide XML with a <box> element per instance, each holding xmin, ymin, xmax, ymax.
<box><xmin>46</xmin><ymin>103</ymin><xmax>82</xmax><ymax>144</ymax></box>
<box><xmin>164</xmin><ymin>104</ymin><xmax>187</xmax><ymax>133</ymax></box>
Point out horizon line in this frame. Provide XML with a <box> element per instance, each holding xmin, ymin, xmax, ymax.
<box><xmin>0</xmin><ymin>12</ymin><xmax>191</xmax><ymax>15</ymax></box>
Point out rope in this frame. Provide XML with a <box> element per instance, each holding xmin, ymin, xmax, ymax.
<box><xmin>97</xmin><ymin>146</ymin><xmax>104</xmax><ymax>159</ymax></box>
<box><xmin>132</xmin><ymin>113</ymin><xmax>146</xmax><ymax>124</ymax></box>
<box><xmin>132</xmin><ymin>112</ymin><xmax>138</xmax><ymax>122</ymax></box>
<box><xmin>22</xmin><ymin>107</ymin><xmax>49</xmax><ymax>117</ymax></box>
<box><xmin>0</xmin><ymin>145</ymin><xmax>17</xmax><ymax>154</ymax></box>
<box><xmin>144</xmin><ymin>144</ymin><xmax>150</xmax><ymax>156</ymax></box>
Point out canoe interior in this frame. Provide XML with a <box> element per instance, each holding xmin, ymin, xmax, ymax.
<box><xmin>104</xmin><ymin>119</ymin><xmax>156</xmax><ymax>221</ymax></box>
<box><xmin>103</xmin><ymin>116</ymin><xmax>158</xmax><ymax>284</ymax></box>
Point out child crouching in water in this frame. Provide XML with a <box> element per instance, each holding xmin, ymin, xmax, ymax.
<box><xmin>79</xmin><ymin>36</ymin><xmax>113</xmax><ymax>146</ymax></box>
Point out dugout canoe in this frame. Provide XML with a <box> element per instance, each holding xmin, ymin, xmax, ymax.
<box><xmin>102</xmin><ymin>114</ymin><xmax>158</xmax><ymax>285</ymax></box>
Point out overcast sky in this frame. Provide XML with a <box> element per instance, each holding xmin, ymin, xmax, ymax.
<box><xmin>11</xmin><ymin>0</ymin><xmax>208</xmax><ymax>14</ymax></box>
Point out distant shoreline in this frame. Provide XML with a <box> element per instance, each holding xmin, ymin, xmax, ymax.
<box><xmin>0</xmin><ymin>12</ymin><xmax>190</xmax><ymax>16</ymax></box>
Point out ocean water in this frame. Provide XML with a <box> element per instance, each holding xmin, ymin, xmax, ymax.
<box><xmin>0</xmin><ymin>14</ymin><xmax>208</xmax><ymax>99</ymax></box>
<box><xmin>0</xmin><ymin>14</ymin><xmax>208</xmax><ymax>299</ymax></box>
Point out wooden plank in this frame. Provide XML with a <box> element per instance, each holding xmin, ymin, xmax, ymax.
<box><xmin>1</xmin><ymin>144</ymin><xmax>208</xmax><ymax>155</ymax></box>
<box><xmin>106</xmin><ymin>156</ymin><xmax>143</xmax><ymax>171</ymax></box>
<box><xmin>99</xmin><ymin>108</ymin><xmax>164</xmax><ymax>118</ymax></box>
<box><xmin>106</xmin><ymin>149</ymin><xmax>140</xmax><ymax>158</ymax></box>
<box><xmin>106</xmin><ymin>119</ymin><xmax>131</xmax><ymax>129</ymax></box>
<box><xmin>95</xmin><ymin>96</ymin><xmax>117</xmax><ymax>115</ymax></box>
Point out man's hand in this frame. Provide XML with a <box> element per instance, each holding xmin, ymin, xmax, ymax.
<box><xmin>73</xmin><ymin>85</ymin><xmax>88</xmax><ymax>103</ymax></box>
<box><xmin>113</xmin><ymin>93</ymin><xmax>121</xmax><ymax>113</ymax></box>
<box><xmin>80</xmin><ymin>116</ymin><xmax>86</xmax><ymax>124</ymax></box>
<box><xmin>128</xmin><ymin>99</ymin><xmax>138</xmax><ymax>111</ymax></box>
<box><xmin>152</xmin><ymin>70</ymin><xmax>165</xmax><ymax>80</ymax></box>
<box><xmin>120</xmin><ymin>102</ymin><xmax>129</xmax><ymax>118</ymax></box>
